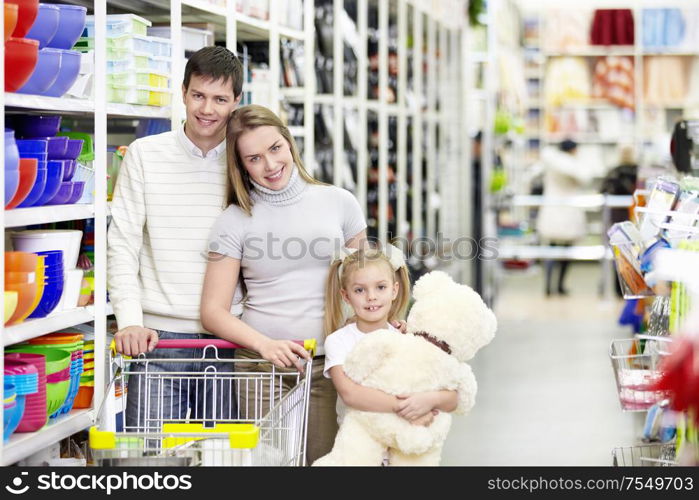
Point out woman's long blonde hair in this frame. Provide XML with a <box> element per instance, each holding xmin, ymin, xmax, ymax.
<box><xmin>225</xmin><ymin>104</ymin><xmax>322</xmax><ymax>215</ymax></box>
<box><xmin>323</xmin><ymin>248</ymin><xmax>411</xmax><ymax>336</ymax></box>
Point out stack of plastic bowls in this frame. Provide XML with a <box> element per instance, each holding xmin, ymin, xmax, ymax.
<box><xmin>28</xmin><ymin>250</ymin><xmax>63</xmax><ymax>318</ymax></box>
<box><xmin>74</xmin><ymin>339</ymin><xmax>94</xmax><ymax>408</ymax></box>
<box><xmin>6</xmin><ymin>346</ymin><xmax>71</xmax><ymax>418</ymax></box>
<box><xmin>5</xmin><ymin>352</ymin><xmax>47</xmax><ymax>432</ymax></box>
<box><xmin>5</xmin><ymin>129</ymin><xmax>20</xmax><ymax>208</ymax></box>
<box><xmin>4</xmin><ymin>383</ymin><xmax>20</xmax><ymax>441</ymax></box>
<box><xmin>7</xmin><ymin>115</ymin><xmax>84</xmax><ymax>207</ymax></box>
<box><xmin>3</xmin><ymin>360</ymin><xmax>38</xmax><ymax>441</ymax></box>
<box><xmin>11</xmin><ymin>115</ymin><xmax>60</xmax><ymax>209</ymax></box>
<box><xmin>28</xmin><ymin>332</ymin><xmax>84</xmax><ymax>415</ymax></box>
<box><xmin>6</xmin><ymin>158</ymin><xmax>39</xmax><ymax>210</ymax></box>
<box><xmin>4</xmin><ymin>251</ymin><xmax>41</xmax><ymax>325</ymax></box>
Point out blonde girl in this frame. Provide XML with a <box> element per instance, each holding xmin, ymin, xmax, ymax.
<box><xmin>322</xmin><ymin>246</ymin><xmax>458</xmax><ymax>428</ymax></box>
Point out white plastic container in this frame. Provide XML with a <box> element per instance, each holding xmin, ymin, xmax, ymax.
<box><xmin>58</xmin><ymin>269</ymin><xmax>84</xmax><ymax>312</ymax></box>
<box><xmin>147</xmin><ymin>26</ymin><xmax>212</xmax><ymax>53</ymax></box>
<box><xmin>11</xmin><ymin>230</ymin><xmax>83</xmax><ymax>270</ymax></box>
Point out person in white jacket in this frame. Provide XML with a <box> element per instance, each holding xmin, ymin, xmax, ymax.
<box><xmin>536</xmin><ymin>140</ymin><xmax>589</xmax><ymax>296</ymax></box>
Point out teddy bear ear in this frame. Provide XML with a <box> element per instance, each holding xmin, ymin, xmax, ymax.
<box><xmin>412</xmin><ymin>271</ymin><xmax>456</xmax><ymax>301</ymax></box>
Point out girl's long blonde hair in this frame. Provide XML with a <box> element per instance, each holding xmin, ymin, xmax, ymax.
<box><xmin>323</xmin><ymin>248</ymin><xmax>411</xmax><ymax>336</ymax></box>
<box><xmin>225</xmin><ymin>104</ymin><xmax>323</xmax><ymax>215</ymax></box>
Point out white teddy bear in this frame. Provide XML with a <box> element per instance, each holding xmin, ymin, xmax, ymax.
<box><xmin>313</xmin><ymin>271</ymin><xmax>496</xmax><ymax>466</ymax></box>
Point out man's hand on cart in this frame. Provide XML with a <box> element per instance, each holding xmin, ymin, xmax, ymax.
<box><xmin>114</xmin><ymin>326</ymin><xmax>159</xmax><ymax>356</ymax></box>
<box><xmin>258</xmin><ymin>339</ymin><xmax>311</xmax><ymax>372</ymax></box>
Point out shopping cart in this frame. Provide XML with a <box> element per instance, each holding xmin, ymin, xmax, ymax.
<box><xmin>612</xmin><ymin>444</ymin><xmax>677</xmax><ymax>466</ymax></box>
<box><xmin>90</xmin><ymin>338</ymin><xmax>315</xmax><ymax>466</ymax></box>
<box><xmin>609</xmin><ymin>335</ymin><xmax>672</xmax><ymax>412</ymax></box>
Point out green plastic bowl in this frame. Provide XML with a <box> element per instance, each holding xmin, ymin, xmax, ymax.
<box><xmin>6</xmin><ymin>347</ymin><xmax>71</xmax><ymax>374</ymax></box>
<box><xmin>46</xmin><ymin>379</ymin><xmax>71</xmax><ymax>416</ymax></box>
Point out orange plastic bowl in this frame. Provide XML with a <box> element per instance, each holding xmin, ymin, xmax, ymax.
<box><xmin>5</xmin><ymin>251</ymin><xmax>39</xmax><ymax>273</ymax></box>
<box><xmin>6</xmin><ymin>158</ymin><xmax>38</xmax><ymax>210</ymax></box>
<box><xmin>4</xmin><ymin>271</ymin><xmax>35</xmax><ymax>284</ymax></box>
<box><xmin>16</xmin><ymin>255</ymin><xmax>44</xmax><ymax>323</ymax></box>
<box><xmin>4</xmin><ymin>4</ymin><xmax>18</xmax><ymax>42</ymax></box>
<box><xmin>4</xmin><ymin>281</ymin><xmax>37</xmax><ymax>325</ymax></box>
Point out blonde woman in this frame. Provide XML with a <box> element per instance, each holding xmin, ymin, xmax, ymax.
<box><xmin>201</xmin><ymin>104</ymin><xmax>370</xmax><ymax>463</ymax></box>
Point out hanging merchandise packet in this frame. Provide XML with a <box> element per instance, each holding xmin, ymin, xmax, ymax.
<box><xmin>666</xmin><ymin>176</ymin><xmax>699</xmax><ymax>241</ymax></box>
<box><xmin>639</xmin><ymin>177</ymin><xmax>680</xmax><ymax>242</ymax></box>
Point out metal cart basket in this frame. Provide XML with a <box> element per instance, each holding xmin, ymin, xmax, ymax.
<box><xmin>90</xmin><ymin>338</ymin><xmax>315</xmax><ymax>466</ymax></box>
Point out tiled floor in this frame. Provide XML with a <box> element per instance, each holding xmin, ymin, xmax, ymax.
<box><xmin>441</xmin><ymin>262</ymin><xmax>644</xmax><ymax>465</ymax></box>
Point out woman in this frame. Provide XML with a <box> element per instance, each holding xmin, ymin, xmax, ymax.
<box><xmin>200</xmin><ymin>105</ymin><xmax>368</xmax><ymax>464</ymax></box>
<box><xmin>536</xmin><ymin>139</ymin><xmax>590</xmax><ymax>296</ymax></box>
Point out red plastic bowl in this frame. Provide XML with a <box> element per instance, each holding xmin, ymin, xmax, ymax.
<box><xmin>6</xmin><ymin>158</ymin><xmax>38</xmax><ymax>209</ymax></box>
<box><xmin>6</xmin><ymin>0</ymin><xmax>38</xmax><ymax>38</ymax></box>
<box><xmin>4</xmin><ymin>3</ymin><xmax>18</xmax><ymax>42</ymax></box>
<box><xmin>5</xmin><ymin>37</ymin><xmax>39</xmax><ymax>92</ymax></box>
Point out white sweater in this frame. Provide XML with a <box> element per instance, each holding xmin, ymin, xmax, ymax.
<box><xmin>107</xmin><ymin>125</ymin><xmax>230</xmax><ymax>333</ymax></box>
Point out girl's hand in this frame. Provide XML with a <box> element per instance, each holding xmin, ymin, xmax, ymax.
<box><xmin>391</xmin><ymin>320</ymin><xmax>407</xmax><ymax>333</ymax></box>
<box><xmin>396</xmin><ymin>393</ymin><xmax>437</xmax><ymax>421</ymax></box>
<box><xmin>258</xmin><ymin>339</ymin><xmax>310</xmax><ymax>372</ymax></box>
<box><xmin>408</xmin><ymin>409</ymin><xmax>439</xmax><ymax>427</ymax></box>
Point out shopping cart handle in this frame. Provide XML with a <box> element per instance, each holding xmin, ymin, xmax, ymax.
<box><xmin>154</xmin><ymin>338</ymin><xmax>317</xmax><ymax>356</ymax></box>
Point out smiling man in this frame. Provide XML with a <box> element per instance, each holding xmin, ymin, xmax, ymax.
<box><xmin>107</xmin><ymin>46</ymin><xmax>244</xmax><ymax>431</ymax></box>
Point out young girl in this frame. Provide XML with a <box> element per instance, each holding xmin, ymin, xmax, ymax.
<box><xmin>322</xmin><ymin>247</ymin><xmax>458</xmax><ymax>428</ymax></box>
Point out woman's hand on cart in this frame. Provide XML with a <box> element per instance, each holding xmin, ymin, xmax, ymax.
<box><xmin>258</xmin><ymin>338</ymin><xmax>311</xmax><ymax>372</ymax></box>
<box><xmin>114</xmin><ymin>326</ymin><xmax>159</xmax><ymax>356</ymax></box>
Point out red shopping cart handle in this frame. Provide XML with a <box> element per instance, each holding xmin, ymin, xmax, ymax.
<box><xmin>154</xmin><ymin>338</ymin><xmax>317</xmax><ymax>356</ymax></box>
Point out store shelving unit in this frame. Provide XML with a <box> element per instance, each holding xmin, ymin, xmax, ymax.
<box><xmin>1</xmin><ymin>0</ymin><xmax>108</xmax><ymax>466</ymax></box>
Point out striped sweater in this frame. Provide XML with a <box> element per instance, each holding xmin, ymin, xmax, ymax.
<box><xmin>107</xmin><ymin>125</ymin><xmax>230</xmax><ymax>333</ymax></box>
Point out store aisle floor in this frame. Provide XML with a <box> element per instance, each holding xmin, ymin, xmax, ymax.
<box><xmin>442</xmin><ymin>262</ymin><xmax>641</xmax><ymax>465</ymax></box>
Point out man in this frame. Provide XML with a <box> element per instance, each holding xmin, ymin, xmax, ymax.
<box><xmin>107</xmin><ymin>46</ymin><xmax>244</xmax><ymax>430</ymax></box>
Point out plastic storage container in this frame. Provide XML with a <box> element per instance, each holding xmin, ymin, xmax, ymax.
<box><xmin>106</xmin><ymin>34</ymin><xmax>152</xmax><ymax>53</ymax></box>
<box><xmin>147</xmin><ymin>25</ymin><xmax>212</xmax><ymax>52</ymax></box>
<box><xmin>11</xmin><ymin>229</ymin><xmax>83</xmax><ymax>269</ymax></box>
<box><xmin>84</xmin><ymin>13</ymin><xmax>151</xmax><ymax>38</ymax></box>
<box><xmin>107</xmin><ymin>84</ymin><xmax>170</xmax><ymax>106</ymax></box>
<box><xmin>6</xmin><ymin>0</ymin><xmax>39</xmax><ymax>39</ymax></box>
<box><xmin>107</xmin><ymin>70</ymin><xmax>168</xmax><ymax>89</ymax></box>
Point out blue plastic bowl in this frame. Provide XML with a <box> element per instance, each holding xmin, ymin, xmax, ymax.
<box><xmin>53</xmin><ymin>139</ymin><xmax>83</xmax><ymax>160</ymax></box>
<box><xmin>19</xmin><ymin>151</ymin><xmax>48</xmax><ymax>163</ymax></box>
<box><xmin>46</xmin><ymin>181</ymin><xmax>73</xmax><ymax>205</ymax></box>
<box><xmin>5</xmin><ymin>129</ymin><xmax>20</xmax><ymax>172</ymax></box>
<box><xmin>62</xmin><ymin>159</ymin><xmax>77</xmax><ymax>181</ymax></box>
<box><xmin>33</xmin><ymin>160</ymin><xmax>64</xmax><ymax>206</ymax></box>
<box><xmin>46</xmin><ymin>5</ymin><xmax>86</xmax><ymax>50</ymax></box>
<box><xmin>11</xmin><ymin>115</ymin><xmax>61</xmax><ymax>138</ymax></box>
<box><xmin>17</xmin><ymin>47</ymin><xmax>61</xmax><ymax>95</ymax></box>
<box><xmin>4</xmin><ymin>395</ymin><xmax>25</xmax><ymax>442</ymax></box>
<box><xmin>37</xmin><ymin>251</ymin><xmax>63</xmax><ymax>272</ymax></box>
<box><xmin>29</xmin><ymin>278</ymin><xmax>64</xmax><ymax>318</ymax></box>
<box><xmin>66</xmin><ymin>180</ymin><xmax>84</xmax><ymax>203</ymax></box>
<box><xmin>42</xmin><ymin>136</ymin><xmax>68</xmax><ymax>159</ymax></box>
<box><xmin>17</xmin><ymin>163</ymin><xmax>47</xmax><ymax>207</ymax></box>
<box><xmin>26</xmin><ymin>4</ymin><xmax>60</xmax><ymax>49</ymax></box>
<box><xmin>16</xmin><ymin>139</ymin><xmax>48</xmax><ymax>154</ymax></box>
<box><xmin>42</xmin><ymin>49</ymin><xmax>80</xmax><ymax>98</ymax></box>
<box><xmin>5</xmin><ymin>169</ymin><xmax>20</xmax><ymax>207</ymax></box>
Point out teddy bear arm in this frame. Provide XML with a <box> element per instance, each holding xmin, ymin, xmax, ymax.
<box><xmin>453</xmin><ymin>364</ymin><xmax>478</xmax><ymax>415</ymax></box>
